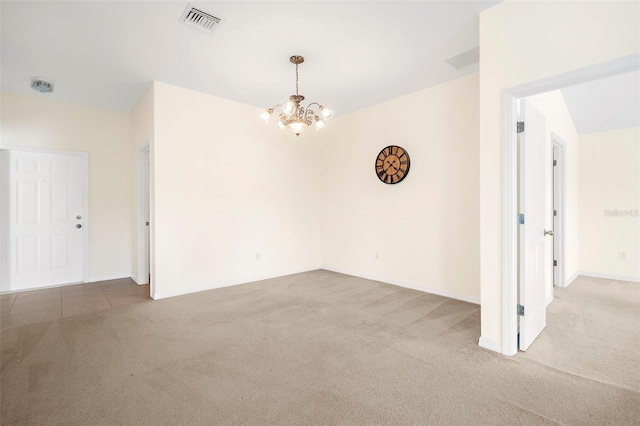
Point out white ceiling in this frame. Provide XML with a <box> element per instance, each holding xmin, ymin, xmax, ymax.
<box><xmin>1</xmin><ymin>1</ymin><xmax>498</xmax><ymax>115</ymax></box>
<box><xmin>561</xmin><ymin>70</ymin><xmax>640</xmax><ymax>134</ymax></box>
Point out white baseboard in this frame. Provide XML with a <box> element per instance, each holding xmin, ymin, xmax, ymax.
<box><xmin>321</xmin><ymin>267</ymin><xmax>480</xmax><ymax>305</ymax></box>
<box><xmin>130</xmin><ymin>274</ymin><xmax>150</xmax><ymax>285</ymax></box>
<box><xmin>576</xmin><ymin>271</ymin><xmax>640</xmax><ymax>283</ymax></box>
<box><xmin>152</xmin><ymin>266</ymin><xmax>322</xmax><ymax>300</ymax></box>
<box><xmin>478</xmin><ymin>336</ymin><xmax>502</xmax><ymax>353</ymax></box>
<box><xmin>86</xmin><ymin>273</ymin><xmax>132</xmax><ymax>283</ymax></box>
<box><xmin>565</xmin><ymin>272</ymin><xmax>580</xmax><ymax>287</ymax></box>
<box><xmin>546</xmin><ymin>294</ymin><xmax>553</xmax><ymax>306</ymax></box>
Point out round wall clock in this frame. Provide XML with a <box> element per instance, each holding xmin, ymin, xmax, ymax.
<box><xmin>375</xmin><ymin>145</ymin><xmax>410</xmax><ymax>184</ymax></box>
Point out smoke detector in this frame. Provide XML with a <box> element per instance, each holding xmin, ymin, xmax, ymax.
<box><xmin>445</xmin><ymin>47</ymin><xmax>480</xmax><ymax>70</ymax></box>
<box><xmin>179</xmin><ymin>4</ymin><xmax>221</xmax><ymax>32</ymax></box>
<box><xmin>30</xmin><ymin>78</ymin><xmax>54</xmax><ymax>93</ymax></box>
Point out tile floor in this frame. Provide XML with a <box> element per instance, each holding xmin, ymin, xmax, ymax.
<box><xmin>0</xmin><ymin>278</ymin><xmax>151</xmax><ymax>329</ymax></box>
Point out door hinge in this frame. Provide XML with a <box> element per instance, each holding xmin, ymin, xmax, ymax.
<box><xmin>517</xmin><ymin>304</ymin><xmax>525</xmax><ymax>316</ymax></box>
<box><xmin>553</xmin><ymin>159</ymin><xmax>557</xmax><ymax>166</ymax></box>
<box><xmin>554</xmin><ymin>260</ymin><xmax>558</xmax><ymax>267</ymax></box>
<box><xmin>554</xmin><ymin>209</ymin><xmax>557</xmax><ymax>217</ymax></box>
<box><xmin>517</xmin><ymin>122</ymin><xmax>525</xmax><ymax>133</ymax></box>
<box><xmin>518</xmin><ymin>213</ymin><xmax>525</xmax><ymax>224</ymax></box>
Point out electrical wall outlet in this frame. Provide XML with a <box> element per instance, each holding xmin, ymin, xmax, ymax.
<box><xmin>619</xmin><ymin>252</ymin><xmax>626</xmax><ymax>260</ymax></box>
<box><xmin>256</xmin><ymin>253</ymin><xmax>260</xmax><ymax>261</ymax></box>
<box><xmin>375</xmin><ymin>252</ymin><xmax>379</xmax><ymax>260</ymax></box>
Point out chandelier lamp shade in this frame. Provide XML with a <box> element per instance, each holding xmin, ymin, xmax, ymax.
<box><xmin>260</xmin><ymin>55</ymin><xmax>334</xmax><ymax>137</ymax></box>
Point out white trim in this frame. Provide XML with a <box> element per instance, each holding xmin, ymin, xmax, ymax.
<box><xmin>149</xmin><ymin>138</ymin><xmax>156</xmax><ymax>299</ymax></box>
<box><xmin>152</xmin><ymin>266</ymin><xmax>322</xmax><ymax>300</ymax></box>
<box><xmin>566</xmin><ymin>272</ymin><xmax>580</xmax><ymax>287</ymax></box>
<box><xmin>478</xmin><ymin>336</ymin><xmax>502</xmax><ymax>353</ymax></box>
<box><xmin>500</xmin><ymin>53</ymin><xmax>640</xmax><ymax>357</ymax></box>
<box><xmin>0</xmin><ymin>151</ymin><xmax>10</xmax><ymax>291</ymax></box>
<box><xmin>577</xmin><ymin>271</ymin><xmax>640</xmax><ymax>283</ymax></box>
<box><xmin>87</xmin><ymin>273</ymin><xmax>131</xmax><ymax>283</ymax></box>
<box><xmin>322</xmin><ymin>267</ymin><xmax>480</xmax><ymax>305</ymax></box>
<box><xmin>551</xmin><ymin>133</ymin><xmax>567</xmax><ymax>288</ymax></box>
<box><xmin>136</xmin><ymin>140</ymin><xmax>151</xmax><ymax>286</ymax></box>
<box><xmin>545</xmin><ymin>294</ymin><xmax>553</xmax><ymax>307</ymax></box>
<box><xmin>0</xmin><ymin>145</ymin><xmax>91</xmax><ymax>286</ymax></box>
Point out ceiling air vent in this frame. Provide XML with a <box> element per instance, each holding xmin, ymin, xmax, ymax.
<box><xmin>445</xmin><ymin>47</ymin><xmax>480</xmax><ymax>70</ymax></box>
<box><xmin>179</xmin><ymin>4</ymin><xmax>221</xmax><ymax>32</ymax></box>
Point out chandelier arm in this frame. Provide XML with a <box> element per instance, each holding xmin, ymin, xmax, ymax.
<box><xmin>305</xmin><ymin>102</ymin><xmax>321</xmax><ymax>112</ymax></box>
<box><xmin>295</xmin><ymin>63</ymin><xmax>299</xmax><ymax>96</ymax></box>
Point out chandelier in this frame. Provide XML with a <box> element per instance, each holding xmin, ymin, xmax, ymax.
<box><xmin>260</xmin><ymin>55</ymin><xmax>334</xmax><ymax>137</ymax></box>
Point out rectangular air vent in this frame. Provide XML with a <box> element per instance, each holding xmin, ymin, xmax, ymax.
<box><xmin>445</xmin><ymin>47</ymin><xmax>480</xmax><ymax>70</ymax></box>
<box><xmin>179</xmin><ymin>4</ymin><xmax>221</xmax><ymax>32</ymax></box>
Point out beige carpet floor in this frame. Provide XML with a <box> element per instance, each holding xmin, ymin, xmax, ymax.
<box><xmin>1</xmin><ymin>270</ymin><xmax>638</xmax><ymax>425</ymax></box>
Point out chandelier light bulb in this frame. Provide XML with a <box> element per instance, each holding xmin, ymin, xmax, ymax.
<box><xmin>260</xmin><ymin>109</ymin><xmax>273</xmax><ymax>122</ymax></box>
<box><xmin>320</xmin><ymin>105</ymin><xmax>334</xmax><ymax>120</ymax></box>
<box><xmin>283</xmin><ymin>101</ymin><xmax>296</xmax><ymax>116</ymax></box>
<box><xmin>315</xmin><ymin>118</ymin><xmax>326</xmax><ymax>130</ymax></box>
<box><xmin>289</xmin><ymin>121</ymin><xmax>308</xmax><ymax>135</ymax></box>
<box><xmin>277</xmin><ymin>120</ymin><xmax>287</xmax><ymax>130</ymax></box>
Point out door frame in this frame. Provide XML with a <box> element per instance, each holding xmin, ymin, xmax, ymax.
<box><xmin>500</xmin><ymin>53</ymin><xmax>640</xmax><ymax>356</ymax></box>
<box><xmin>551</xmin><ymin>133</ymin><xmax>567</xmax><ymax>290</ymax></box>
<box><xmin>136</xmin><ymin>140</ymin><xmax>150</xmax><ymax>286</ymax></box>
<box><xmin>0</xmin><ymin>145</ymin><xmax>90</xmax><ymax>289</ymax></box>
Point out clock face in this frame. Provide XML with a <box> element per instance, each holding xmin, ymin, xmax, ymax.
<box><xmin>375</xmin><ymin>145</ymin><xmax>410</xmax><ymax>184</ymax></box>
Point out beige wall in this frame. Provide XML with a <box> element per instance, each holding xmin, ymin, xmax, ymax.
<box><xmin>320</xmin><ymin>74</ymin><xmax>480</xmax><ymax>302</ymax></box>
<box><xmin>151</xmin><ymin>82</ymin><xmax>322</xmax><ymax>299</ymax></box>
<box><xmin>524</xmin><ymin>90</ymin><xmax>579</xmax><ymax>297</ymax></box>
<box><xmin>130</xmin><ymin>84</ymin><xmax>154</xmax><ymax>282</ymax></box>
<box><xmin>579</xmin><ymin>127</ymin><xmax>639</xmax><ymax>281</ymax></box>
<box><xmin>479</xmin><ymin>1</ymin><xmax>639</xmax><ymax>347</ymax></box>
<box><xmin>0</xmin><ymin>92</ymin><xmax>132</xmax><ymax>281</ymax></box>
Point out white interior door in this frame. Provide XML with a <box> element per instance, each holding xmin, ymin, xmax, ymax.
<box><xmin>518</xmin><ymin>100</ymin><xmax>550</xmax><ymax>351</ymax></box>
<box><xmin>7</xmin><ymin>150</ymin><xmax>84</xmax><ymax>291</ymax></box>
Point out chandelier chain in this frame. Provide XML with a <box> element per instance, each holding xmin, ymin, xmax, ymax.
<box><xmin>295</xmin><ymin>63</ymin><xmax>299</xmax><ymax>96</ymax></box>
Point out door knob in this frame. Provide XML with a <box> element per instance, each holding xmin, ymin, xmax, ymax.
<box><xmin>76</xmin><ymin>224</ymin><xmax>82</xmax><ymax>229</ymax></box>
<box><xmin>544</xmin><ymin>229</ymin><xmax>554</xmax><ymax>236</ymax></box>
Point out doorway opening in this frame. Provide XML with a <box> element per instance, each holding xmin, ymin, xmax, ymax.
<box><xmin>501</xmin><ymin>53</ymin><xmax>640</xmax><ymax>356</ymax></box>
<box><xmin>136</xmin><ymin>141</ymin><xmax>151</xmax><ymax>289</ymax></box>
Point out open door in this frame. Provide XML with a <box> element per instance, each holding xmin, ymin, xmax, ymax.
<box><xmin>518</xmin><ymin>99</ymin><xmax>551</xmax><ymax>351</ymax></box>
